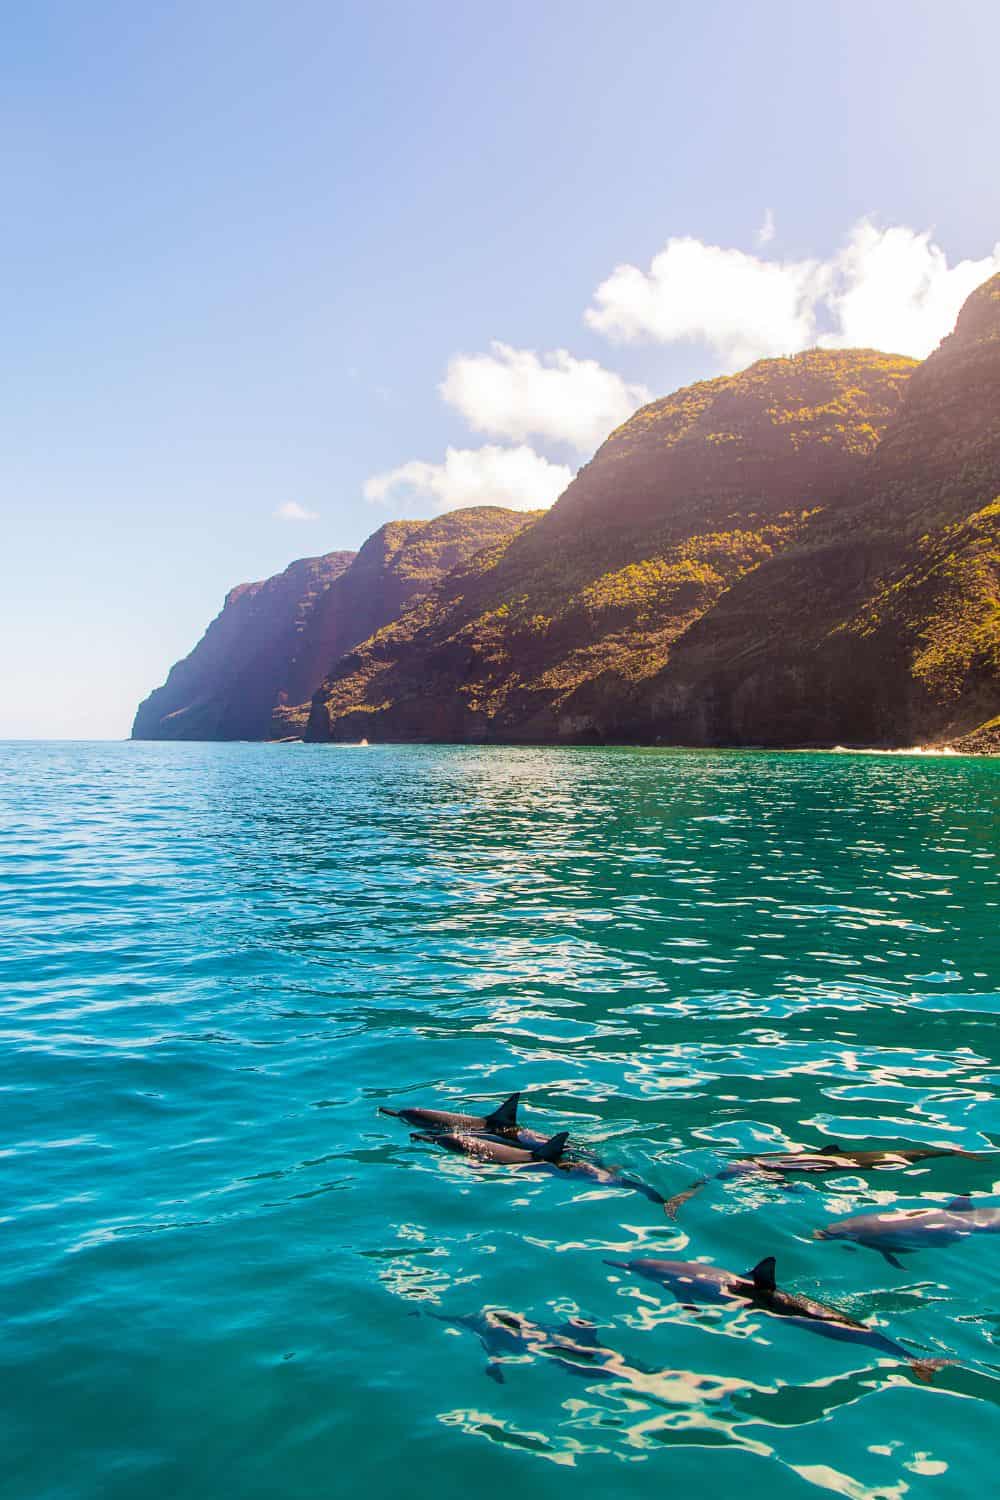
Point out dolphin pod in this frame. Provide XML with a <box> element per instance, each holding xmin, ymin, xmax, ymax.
<box><xmin>605</xmin><ymin>1254</ymin><xmax>948</xmax><ymax>1382</ymax></box>
<box><xmin>379</xmin><ymin>1091</ymin><xmax>991</xmax><ymax>1383</ymax></box>
<box><xmin>664</xmin><ymin>1143</ymin><xmax>986</xmax><ymax>1218</ymax></box>
<box><xmin>815</xmin><ymin>1195</ymin><xmax>1000</xmax><ymax>1266</ymax></box>
<box><xmin>382</xmin><ymin>1092</ymin><xmax>670</xmax><ymax>1213</ymax></box>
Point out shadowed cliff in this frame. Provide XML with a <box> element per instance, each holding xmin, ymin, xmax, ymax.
<box><xmin>133</xmin><ymin>550</ymin><xmax>356</xmax><ymax>741</ymax></box>
<box><xmin>133</xmin><ymin>508</ymin><xmax>536</xmax><ymax>740</ymax></box>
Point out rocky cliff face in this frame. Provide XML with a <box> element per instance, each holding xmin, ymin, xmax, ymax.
<box><xmin>305</xmin><ymin>348</ymin><xmax>920</xmax><ymax>743</ymax></box>
<box><xmin>133</xmin><ymin>508</ymin><xmax>535</xmax><ymax>740</ymax></box>
<box><xmin>132</xmin><ymin>551</ymin><xmax>356</xmax><ymax>741</ymax></box>
<box><xmin>648</xmin><ymin>273</ymin><xmax>1000</xmax><ymax>747</ymax></box>
<box><xmin>269</xmin><ymin>507</ymin><xmax>539</xmax><ymax>736</ymax></box>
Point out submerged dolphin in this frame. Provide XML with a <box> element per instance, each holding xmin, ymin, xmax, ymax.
<box><xmin>432</xmin><ymin>1306</ymin><xmax>639</xmax><ymax>1384</ymax></box>
<box><xmin>430</xmin><ymin>1307</ymin><xmax>741</xmax><ymax>1408</ymax></box>
<box><xmin>665</xmin><ymin>1143</ymin><xmax>986</xmax><ymax>1217</ymax></box>
<box><xmin>379</xmin><ymin>1092</ymin><xmax>521</xmax><ymax>1135</ymax></box>
<box><xmin>816</xmin><ymin>1195</ymin><xmax>1000</xmax><ymax>1266</ymax></box>
<box><xmin>605</xmin><ymin>1254</ymin><xmax>946</xmax><ymax>1381</ymax></box>
<box><xmin>413</xmin><ymin>1129</ymin><xmax>669</xmax><ymax>1213</ymax></box>
<box><xmin>543</xmin><ymin>1153</ymin><xmax>671</xmax><ymax>1215</ymax></box>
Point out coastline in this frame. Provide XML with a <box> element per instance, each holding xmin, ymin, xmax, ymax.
<box><xmin>126</xmin><ymin>733</ymin><xmax>999</xmax><ymax>757</ymax></box>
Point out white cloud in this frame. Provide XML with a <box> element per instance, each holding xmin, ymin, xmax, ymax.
<box><xmin>440</xmin><ymin>342</ymin><xmax>651</xmax><ymax>452</ymax></box>
<box><xmin>365</xmin><ymin>444</ymin><xmax>573</xmax><ymax>515</ymax></box>
<box><xmin>819</xmin><ymin>222</ymin><xmax>1000</xmax><ymax>358</ymax></box>
<box><xmin>586</xmin><ymin>235</ymin><xmax>825</xmax><ymax>371</ymax></box>
<box><xmin>274</xmin><ymin>501</ymin><xmax>319</xmax><ymax>521</ymax></box>
<box><xmin>585</xmin><ymin>221</ymin><xmax>1000</xmax><ymax>371</ymax></box>
<box><xmin>359</xmin><ymin>222</ymin><xmax>999</xmax><ymax>534</ymax></box>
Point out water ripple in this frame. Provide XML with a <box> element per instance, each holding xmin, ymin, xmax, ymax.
<box><xmin>0</xmin><ymin>741</ymin><xmax>998</xmax><ymax>1500</ymax></box>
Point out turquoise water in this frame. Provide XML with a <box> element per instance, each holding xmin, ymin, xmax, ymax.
<box><xmin>2</xmin><ymin>741</ymin><xmax>999</xmax><ymax>1500</ymax></box>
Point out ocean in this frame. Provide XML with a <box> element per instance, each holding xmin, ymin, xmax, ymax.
<box><xmin>2</xmin><ymin>740</ymin><xmax>998</xmax><ymax>1500</ymax></box>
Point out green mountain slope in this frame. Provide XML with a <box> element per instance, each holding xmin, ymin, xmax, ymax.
<box><xmin>305</xmin><ymin>348</ymin><xmax>919</xmax><ymax>743</ymax></box>
<box><xmin>308</xmin><ymin>278</ymin><xmax>1000</xmax><ymax>749</ymax></box>
<box><xmin>270</xmin><ymin>507</ymin><xmax>538</xmax><ymax>736</ymax></box>
<box><xmin>648</xmin><ymin>273</ymin><xmax>1000</xmax><ymax>746</ymax></box>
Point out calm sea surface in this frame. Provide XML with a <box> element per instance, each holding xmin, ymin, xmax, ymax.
<box><xmin>2</xmin><ymin>741</ymin><xmax>999</xmax><ymax>1500</ymax></box>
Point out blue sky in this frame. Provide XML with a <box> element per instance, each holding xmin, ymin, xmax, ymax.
<box><xmin>3</xmin><ymin>0</ymin><xmax>999</xmax><ymax>738</ymax></box>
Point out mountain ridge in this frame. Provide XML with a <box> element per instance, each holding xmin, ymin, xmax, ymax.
<box><xmin>306</xmin><ymin>346</ymin><xmax>923</xmax><ymax>744</ymax></box>
<box><xmin>134</xmin><ymin>273</ymin><xmax>1000</xmax><ymax>753</ymax></box>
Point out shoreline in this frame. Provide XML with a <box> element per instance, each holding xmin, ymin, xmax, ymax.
<box><xmin>120</xmin><ymin>735</ymin><xmax>998</xmax><ymax>758</ymax></box>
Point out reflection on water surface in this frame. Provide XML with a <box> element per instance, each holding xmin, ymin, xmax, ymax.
<box><xmin>0</xmin><ymin>742</ymin><xmax>997</xmax><ymax>1500</ymax></box>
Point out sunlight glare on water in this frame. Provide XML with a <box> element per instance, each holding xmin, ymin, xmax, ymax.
<box><xmin>1</xmin><ymin>741</ymin><xmax>998</xmax><ymax>1500</ymax></box>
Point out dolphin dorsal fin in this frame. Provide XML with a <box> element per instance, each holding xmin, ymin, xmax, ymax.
<box><xmin>533</xmin><ymin>1130</ymin><xmax>569</xmax><ymax>1162</ymax></box>
<box><xmin>747</xmin><ymin>1256</ymin><xmax>777</xmax><ymax>1292</ymax></box>
<box><xmin>947</xmin><ymin>1194</ymin><xmax>973</xmax><ymax>1212</ymax></box>
<box><xmin>485</xmin><ymin>1093</ymin><xmax>520</xmax><ymax>1130</ymax></box>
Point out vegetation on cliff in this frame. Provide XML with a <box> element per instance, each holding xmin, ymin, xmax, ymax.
<box><xmin>304</xmin><ymin>278</ymin><xmax>1000</xmax><ymax>749</ymax></box>
<box><xmin>306</xmin><ymin>348</ymin><xmax>921</xmax><ymax>743</ymax></box>
<box><xmin>647</xmin><ymin>272</ymin><xmax>1000</xmax><ymax>748</ymax></box>
<box><xmin>268</xmin><ymin>507</ymin><xmax>538</xmax><ymax>736</ymax></box>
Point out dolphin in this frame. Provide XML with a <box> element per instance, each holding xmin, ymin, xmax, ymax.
<box><xmin>664</xmin><ymin>1143</ymin><xmax>986</xmax><ymax>1217</ymax></box>
<box><xmin>605</xmin><ymin>1254</ymin><xmax>947</xmax><ymax>1381</ymax></box>
<box><xmin>466</xmin><ymin>1123</ymin><xmax>596</xmax><ymax>1156</ymax></box>
<box><xmin>379</xmin><ymin>1092</ymin><xmax>521</xmax><ymax>1135</ymax></box>
<box><xmin>815</xmin><ymin>1195</ymin><xmax>1000</xmax><ymax>1266</ymax></box>
<box><xmin>412</xmin><ymin>1128</ymin><xmax>669</xmax><ymax>1213</ymax></box>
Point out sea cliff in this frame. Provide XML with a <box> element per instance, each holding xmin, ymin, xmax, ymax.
<box><xmin>136</xmin><ymin>275</ymin><xmax>1000</xmax><ymax>751</ymax></box>
<box><xmin>133</xmin><ymin>509</ymin><xmax>535</xmax><ymax>740</ymax></box>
